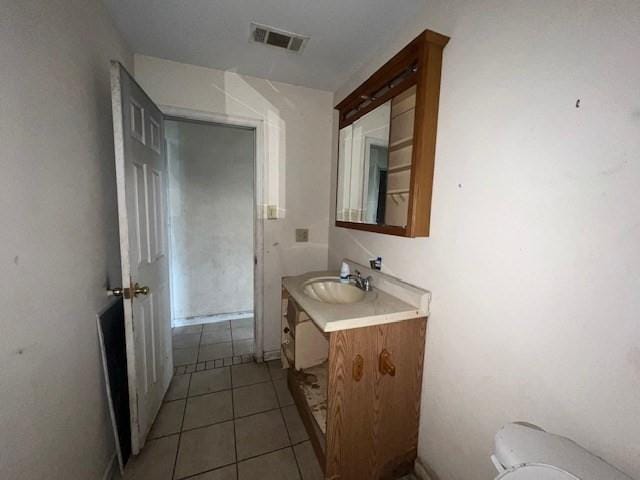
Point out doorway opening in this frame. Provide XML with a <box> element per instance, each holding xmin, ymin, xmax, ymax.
<box><xmin>165</xmin><ymin>116</ymin><xmax>258</xmax><ymax>364</ymax></box>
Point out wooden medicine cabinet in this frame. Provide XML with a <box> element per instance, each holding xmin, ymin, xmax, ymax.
<box><xmin>335</xmin><ymin>30</ymin><xmax>449</xmax><ymax>237</ymax></box>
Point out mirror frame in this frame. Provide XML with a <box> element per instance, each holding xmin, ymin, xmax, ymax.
<box><xmin>334</xmin><ymin>30</ymin><xmax>449</xmax><ymax>237</ymax></box>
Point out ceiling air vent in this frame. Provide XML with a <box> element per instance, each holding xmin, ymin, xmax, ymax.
<box><xmin>250</xmin><ymin>22</ymin><xmax>309</xmax><ymax>54</ymax></box>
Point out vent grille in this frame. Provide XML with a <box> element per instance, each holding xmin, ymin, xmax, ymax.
<box><xmin>253</xmin><ymin>27</ymin><xmax>267</xmax><ymax>43</ymax></box>
<box><xmin>250</xmin><ymin>22</ymin><xmax>309</xmax><ymax>54</ymax></box>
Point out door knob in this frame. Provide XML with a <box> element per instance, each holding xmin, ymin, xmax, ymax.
<box><xmin>107</xmin><ymin>283</ymin><xmax>149</xmax><ymax>299</ymax></box>
<box><xmin>132</xmin><ymin>283</ymin><xmax>150</xmax><ymax>297</ymax></box>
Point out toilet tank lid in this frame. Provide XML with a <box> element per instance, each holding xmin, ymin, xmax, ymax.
<box><xmin>494</xmin><ymin>423</ymin><xmax>632</xmax><ymax>480</ymax></box>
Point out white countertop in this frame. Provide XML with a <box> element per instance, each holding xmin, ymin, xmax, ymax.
<box><xmin>282</xmin><ymin>260</ymin><xmax>431</xmax><ymax>332</ymax></box>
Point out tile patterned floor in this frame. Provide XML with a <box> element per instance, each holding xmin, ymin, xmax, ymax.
<box><xmin>120</xmin><ymin>319</ymin><xmax>417</xmax><ymax>480</ymax></box>
<box><xmin>120</xmin><ymin>320</ymin><xmax>325</xmax><ymax>480</ymax></box>
<box><xmin>122</xmin><ymin>359</ymin><xmax>323</xmax><ymax>479</ymax></box>
<box><xmin>172</xmin><ymin>319</ymin><xmax>256</xmax><ymax>374</ymax></box>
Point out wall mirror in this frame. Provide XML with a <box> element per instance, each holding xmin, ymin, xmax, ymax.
<box><xmin>337</xmin><ymin>100</ymin><xmax>392</xmax><ymax>225</ymax></box>
<box><xmin>334</xmin><ymin>30</ymin><xmax>449</xmax><ymax>237</ymax></box>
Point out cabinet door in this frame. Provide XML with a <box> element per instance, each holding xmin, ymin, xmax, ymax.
<box><xmin>375</xmin><ymin>317</ymin><xmax>427</xmax><ymax>477</ymax></box>
<box><xmin>325</xmin><ymin>318</ymin><xmax>427</xmax><ymax>479</ymax></box>
<box><xmin>326</xmin><ymin>325</ymin><xmax>379</xmax><ymax>479</ymax></box>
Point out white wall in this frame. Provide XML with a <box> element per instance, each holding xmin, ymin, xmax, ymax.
<box><xmin>134</xmin><ymin>55</ymin><xmax>334</xmax><ymax>354</ymax></box>
<box><xmin>330</xmin><ymin>1</ymin><xmax>640</xmax><ymax>479</ymax></box>
<box><xmin>0</xmin><ymin>1</ymin><xmax>131</xmax><ymax>478</ymax></box>
<box><xmin>166</xmin><ymin>120</ymin><xmax>254</xmax><ymax>319</ymax></box>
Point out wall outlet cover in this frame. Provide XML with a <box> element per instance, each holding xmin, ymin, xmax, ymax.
<box><xmin>295</xmin><ymin>228</ymin><xmax>309</xmax><ymax>242</ymax></box>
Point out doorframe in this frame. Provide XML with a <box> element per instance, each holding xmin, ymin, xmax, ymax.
<box><xmin>160</xmin><ymin>105</ymin><xmax>266</xmax><ymax>362</ymax></box>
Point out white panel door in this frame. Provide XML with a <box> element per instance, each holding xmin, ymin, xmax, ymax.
<box><xmin>110</xmin><ymin>61</ymin><xmax>172</xmax><ymax>454</ymax></box>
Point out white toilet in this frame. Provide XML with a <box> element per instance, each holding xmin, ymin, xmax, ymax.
<box><xmin>491</xmin><ymin>423</ymin><xmax>633</xmax><ymax>479</ymax></box>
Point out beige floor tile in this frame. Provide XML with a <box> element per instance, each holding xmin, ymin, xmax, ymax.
<box><xmin>230</xmin><ymin>326</ymin><xmax>253</xmax><ymax>341</ymax></box>
<box><xmin>231</xmin><ymin>317</ymin><xmax>253</xmax><ymax>328</ymax></box>
<box><xmin>281</xmin><ymin>405</ymin><xmax>309</xmax><ymax>444</ymax></box>
<box><xmin>188</xmin><ymin>465</ymin><xmax>237</xmax><ymax>480</ymax></box>
<box><xmin>173</xmin><ymin>332</ymin><xmax>202</xmax><ymax>349</ymax></box>
<box><xmin>238</xmin><ymin>448</ymin><xmax>300</xmax><ymax>480</ymax></box>
<box><xmin>165</xmin><ymin>374</ymin><xmax>191</xmax><ymax>402</ymax></box>
<box><xmin>203</xmin><ymin>321</ymin><xmax>231</xmax><ymax>333</ymax></box>
<box><xmin>293</xmin><ymin>441</ymin><xmax>323</xmax><ymax>480</ymax></box>
<box><xmin>273</xmin><ymin>377</ymin><xmax>294</xmax><ymax>407</ymax></box>
<box><xmin>234</xmin><ymin>410</ymin><xmax>290</xmax><ymax>460</ymax></box>
<box><xmin>183</xmin><ymin>390</ymin><xmax>233</xmax><ymax>430</ymax></box>
<box><xmin>189</xmin><ymin>368</ymin><xmax>231</xmax><ymax>396</ymax></box>
<box><xmin>173</xmin><ymin>325</ymin><xmax>203</xmax><ymax>336</ymax></box>
<box><xmin>231</xmin><ymin>363</ymin><xmax>270</xmax><ymax>388</ymax></box>
<box><xmin>122</xmin><ymin>434</ymin><xmax>179</xmax><ymax>480</ymax></box>
<box><xmin>148</xmin><ymin>400</ymin><xmax>185</xmax><ymax>439</ymax></box>
<box><xmin>267</xmin><ymin>360</ymin><xmax>286</xmax><ymax>380</ymax></box>
<box><xmin>232</xmin><ymin>339</ymin><xmax>254</xmax><ymax>356</ymax></box>
<box><xmin>174</xmin><ymin>422</ymin><xmax>236</xmax><ymax>479</ymax></box>
<box><xmin>199</xmin><ymin>342</ymin><xmax>233</xmax><ymax>362</ymax></box>
<box><xmin>174</xmin><ymin>347</ymin><xmax>199</xmax><ymax>367</ymax></box>
<box><xmin>232</xmin><ymin>382</ymin><xmax>278</xmax><ymax>417</ymax></box>
<box><xmin>201</xmin><ymin>330</ymin><xmax>232</xmax><ymax>345</ymax></box>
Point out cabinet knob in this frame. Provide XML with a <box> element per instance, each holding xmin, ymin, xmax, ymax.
<box><xmin>379</xmin><ymin>349</ymin><xmax>396</xmax><ymax>376</ymax></box>
<box><xmin>352</xmin><ymin>354</ymin><xmax>364</xmax><ymax>382</ymax></box>
<box><xmin>284</xmin><ymin>326</ymin><xmax>290</xmax><ymax>334</ymax></box>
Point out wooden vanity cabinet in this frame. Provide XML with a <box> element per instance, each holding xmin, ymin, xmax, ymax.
<box><xmin>281</xmin><ymin>288</ymin><xmax>428</xmax><ymax>480</ymax></box>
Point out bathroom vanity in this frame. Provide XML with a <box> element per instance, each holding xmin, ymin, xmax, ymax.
<box><xmin>281</xmin><ymin>260</ymin><xmax>431</xmax><ymax>480</ymax></box>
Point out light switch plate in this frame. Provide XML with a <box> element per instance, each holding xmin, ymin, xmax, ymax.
<box><xmin>267</xmin><ymin>205</ymin><xmax>278</xmax><ymax>219</ymax></box>
<box><xmin>295</xmin><ymin>228</ymin><xmax>309</xmax><ymax>242</ymax></box>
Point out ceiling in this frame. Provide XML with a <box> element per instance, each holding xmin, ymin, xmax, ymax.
<box><xmin>102</xmin><ymin>0</ymin><xmax>424</xmax><ymax>92</ymax></box>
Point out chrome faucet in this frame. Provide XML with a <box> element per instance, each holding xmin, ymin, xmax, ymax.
<box><xmin>347</xmin><ymin>270</ymin><xmax>373</xmax><ymax>292</ymax></box>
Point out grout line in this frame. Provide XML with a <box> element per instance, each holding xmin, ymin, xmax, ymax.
<box><xmin>277</xmin><ymin>385</ymin><xmax>304</xmax><ymax>479</ymax></box>
<box><xmin>151</xmin><ymin>404</ymin><xmax>289</xmax><ymax>440</ymax></box>
<box><xmin>194</xmin><ymin>324</ymin><xmax>204</xmax><ymax>364</ymax></box>
<box><xmin>171</xmin><ymin>373</ymin><xmax>192</xmax><ymax>480</ymax></box>
<box><xmin>229</xmin><ymin>363</ymin><xmax>239</xmax><ymax>480</ymax></box>
<box><xmin>177</xmin><ymin>445</ymin><xmax>302</xmax><ymax>480</ymax></box>
<box><xmin>236</xmin><ymin>445</ymin><xmax>303</xmax><ymax>467</ymax></box>
<box><xmin>175</xmin><ymin>461</ymin><xmax>235</xmax><ymax>480</ymax></box>
<box><xmin>167</xmin><ymin>372</ymin><xmax>273</xmax><ymax>403</ymax></box>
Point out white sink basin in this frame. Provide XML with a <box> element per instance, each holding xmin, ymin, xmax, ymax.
<box><xmin>302</xmin><ymin>277</ymin><xmax>366</xmax><ymax>304</ymax></box>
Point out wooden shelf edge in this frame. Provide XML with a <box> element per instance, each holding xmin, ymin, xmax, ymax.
<box><xmin>335</xmin><ymin>220</ymin><xmax>408</xmax><ymax>237</ymax></box>
<box><xmin>389</xmin><ymin>138</ymin><xmax>413</xmax><ymax>151</ymax></box>
<box><xmin>388</xmin><ymin>164</ymin><xmax>412</xmax><ymax>173</ymax></box>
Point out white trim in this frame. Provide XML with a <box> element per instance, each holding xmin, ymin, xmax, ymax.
<box><xmin>159</xmin><ymin>105</ymin><xmax>266</xmax><ymax>362</ymax></box>
<box><xmin>263</xmin><ymin>349</ymin><xmax>281</xmax><ymax>362</ymax></box>
<box><xmin>414</xmin><ymin>457</ymin><xmax>436</xmax><ymax>480</ymax></box>
<box><xmin>102</xmin><ymin>452</ymin><xmax>118</xmax><ymax>480</ymax></box>
<box><xmin>173</xmin><ymin>311</ymin><xmax>254</xmax><ymax>327</ymax></box>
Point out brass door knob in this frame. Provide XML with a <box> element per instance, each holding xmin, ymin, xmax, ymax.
<box><xmin>133</xmin><ymin>283</ymin><xmax>150</xmax><ymax>297</ymax></box>
<box><xmin>107</xmin><ymin>283</ymin><xmax>149</xmax><ymax>299</ymax></box>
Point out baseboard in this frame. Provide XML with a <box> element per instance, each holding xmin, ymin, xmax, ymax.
<box><xmin>102</xmin><ymin>452</ymin><xmax>118</xmax><ymax>480</ymax></box>
<box><xmin>414</xmin><ymin>457</ymin><xmax>439</xmax><ymax>480</ymax></box>
<box><xmin>172</xmin><ymin>311</ymin><xmax>253</xmax><ymax>327</ymax></box>
<box><xmin>263</xmin><ymin>349</ymin><xmax>281</xmax><ymax>362</ymax></box>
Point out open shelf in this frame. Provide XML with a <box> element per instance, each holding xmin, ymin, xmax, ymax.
<box><xmin>288</xmin><ymin>364</ymin><xmax>328</xmax><ymax>468</ymax></box>
<box><xmin>294</xmin><ymin>363</ymin><xmax>327</xmax><ymax>434</ymax></box>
